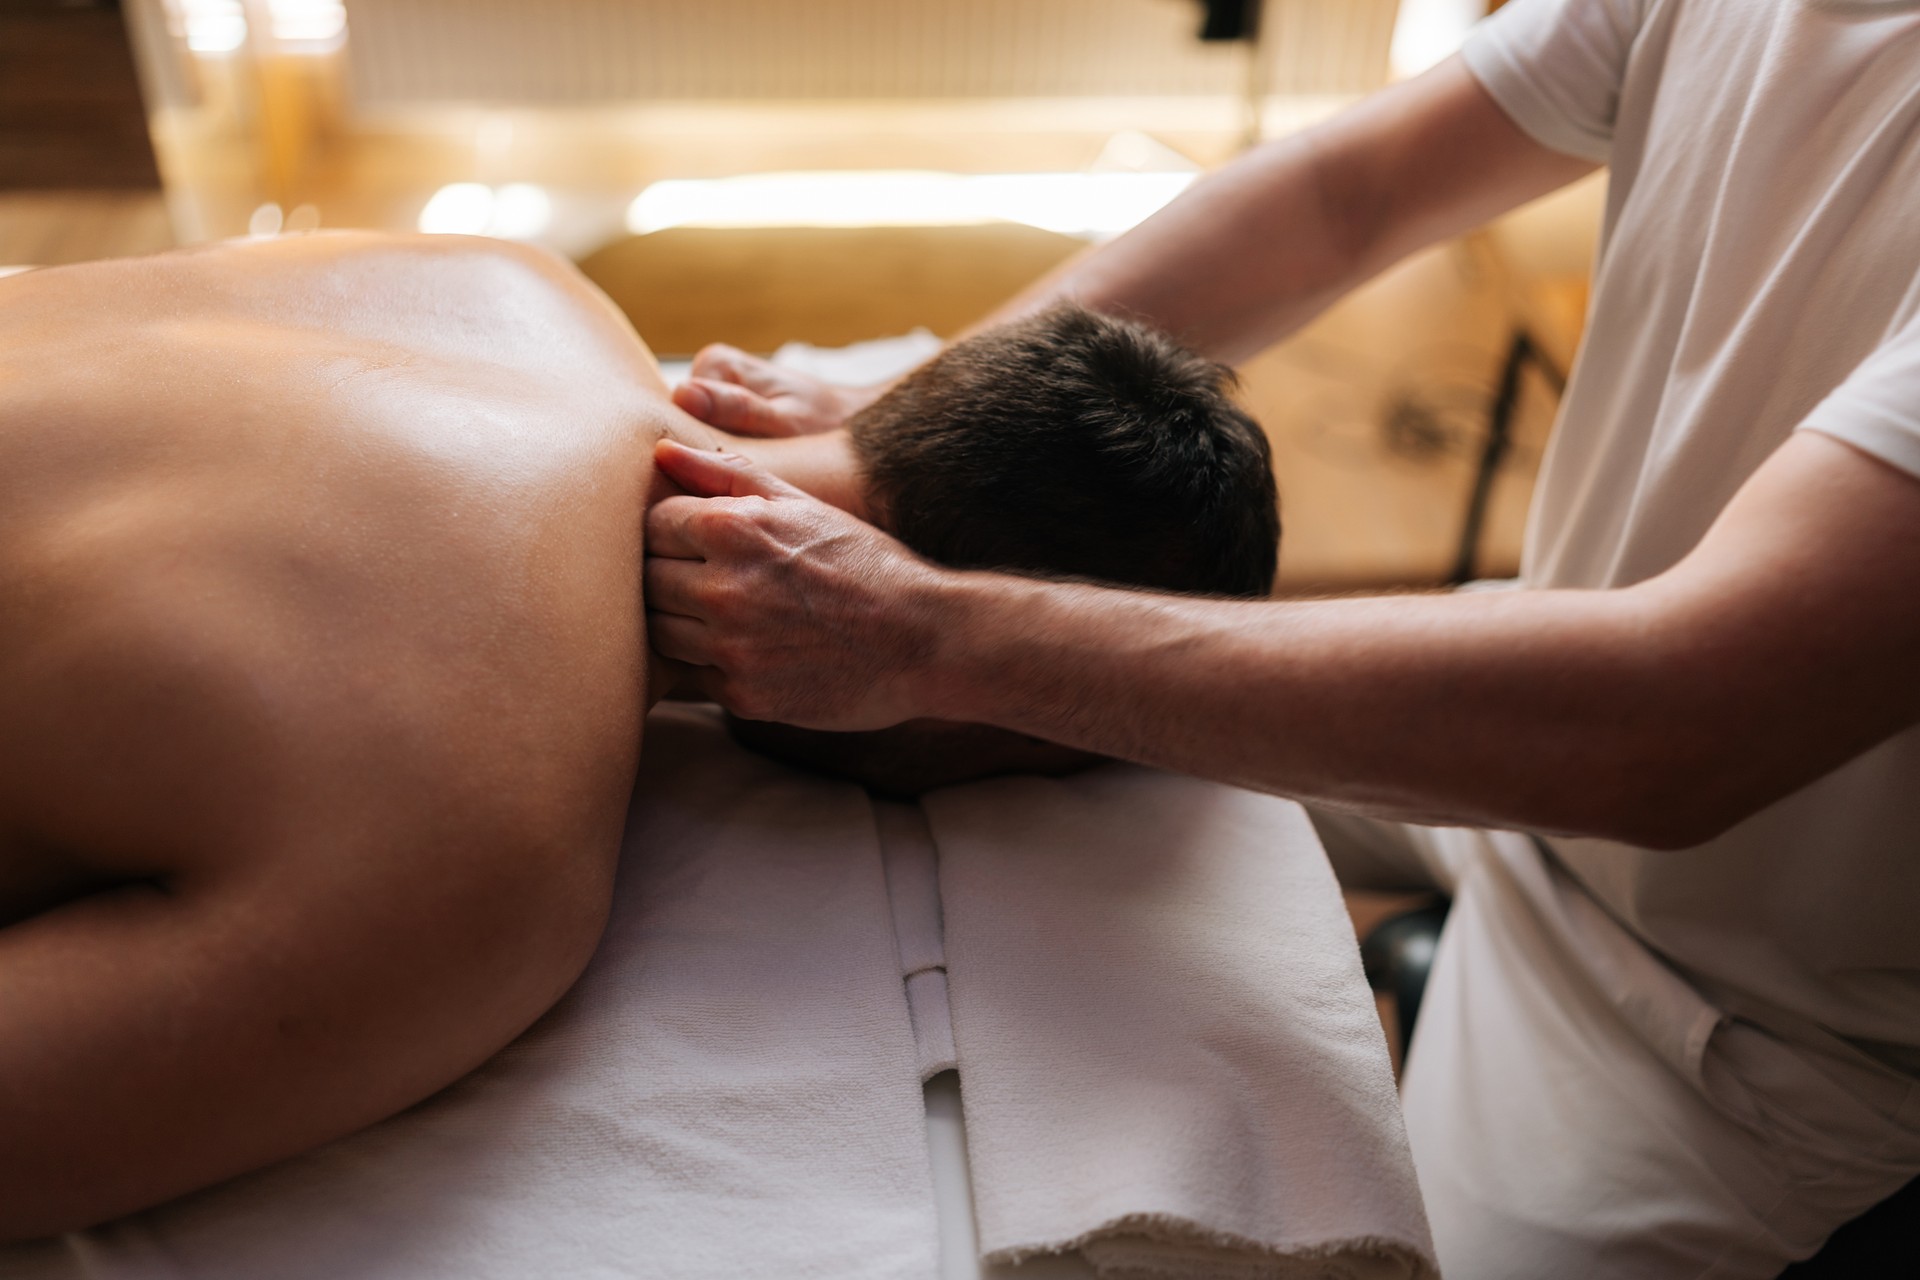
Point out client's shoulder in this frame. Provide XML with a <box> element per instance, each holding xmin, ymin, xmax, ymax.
<box><xmin>1</xmin><ymin>231</ymin><xmax>655</xmax><ymax>413</ymax></box>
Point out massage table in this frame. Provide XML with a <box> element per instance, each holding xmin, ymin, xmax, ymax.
<box><xmin>0</xmin><ymin>704</ymin><xmax>1432</xmax><ymax>1278</ymax></box>
<box><xmin>0</xmin><ymin>323</ymin><xmax>1431</xmax><ymax>1277</ymax></box>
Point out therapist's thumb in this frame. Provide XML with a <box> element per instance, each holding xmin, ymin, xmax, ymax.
<box><xmin>654</xmin><ymin>438</ymin><xmax>806</xmax><ymax>501</ymax></box>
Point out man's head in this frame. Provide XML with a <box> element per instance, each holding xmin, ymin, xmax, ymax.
<box><xmin>726</xmin><ymin>306</ymin><xmax>1281</xmax><ymax>797</ymax></box>
<box><xmin>848</xmin><ymin>303</ymin><xmax>1279</xmax><ymax>597</ymax></box>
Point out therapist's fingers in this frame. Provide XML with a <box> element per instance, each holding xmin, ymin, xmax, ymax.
<box><xmin>640</xmin><ymin>463</ymin><xmax>943</xmax><ymax>729</ymax></box>
<box><xmin>668</xmin><ymin>378</ymin><xmax>718</xmax><ymax>422</ymax></box>
<box><xmin>643</xmin><ymin>553</ymin><xmax>717</xmax><ymax>620</ymax></box>
<box><xmin>646</xmin><ymin>611</ymin><xmax>713</xmax><ymax>666</ymax></box>
<box><xmin>671</xmin><ymin>377</ymin><xmax>788</xmax><ymax>437</ymax></box>
<box><xmin>653</xmin><ymin>438</ymin><xmax>809</xmax><ymax>501</ymax></box>
<box><xmin>688</xmin><ymin>344</ymin><xmax>802</xmax><ymax>402</ymax></box>
<box><xmin>646</xmin><ymin>493</ymin><xmax>732</xmax><ymax>561</ymax></box>
<box><xmin>686</xmin><ymin>343</ymin><xmax>760</xmax><ymax>385</ymax></box>
<box><xmin>678</xmin><ymin>343</ymin><xmax>852</xmax><ymax>437</ymax></box>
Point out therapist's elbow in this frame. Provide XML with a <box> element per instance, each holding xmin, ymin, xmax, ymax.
<box><xmin>1554</xmin><ymin>797</ymin><xmax>1742</xmax><ymax>853</ymax></box>
<box><xmin>1562</xmin><ymin>746</ymin><xmax>1769</xmax><ymax>851</ymax></box>
<box><xmin>1597</xmin><ymin>803</ymin><xmax>1743</xmax><ymax>853</ymax></box>
<box><xmin>1543</xmin><ymin>801</ymin><xmax>1718</xmax><ymax>853</ymax></box>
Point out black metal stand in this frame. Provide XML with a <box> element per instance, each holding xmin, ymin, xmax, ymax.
<box><xmin>1359</xmin><ymin>901</ymin><xmax>1452</xmax><ymax>1063</ymax></box>
<box><xmin>1449</xmin><ymin>330</ymin><xmax>1566</xmax><ymax>586</ymax></box>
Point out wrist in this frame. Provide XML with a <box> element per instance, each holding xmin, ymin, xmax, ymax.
<box><xmin>895</xmin><ymin>564</ymin><xmax>970</xmax><ymax>723</ymax></box>
<box><xmin>904</xmin><ymin>568</ymin><xmax>1027</xmax><ymax>726</ymax></box>
<box><xmin>725</xmin><ymin>430</ymin><xmax>868</xmax><ymax>518</ymax></box>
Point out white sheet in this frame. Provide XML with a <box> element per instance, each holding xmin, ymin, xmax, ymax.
<box><xmin>0</xmin><ymin>708</ymin><xmax>1431</xmax><ymax>1279</ymax></box>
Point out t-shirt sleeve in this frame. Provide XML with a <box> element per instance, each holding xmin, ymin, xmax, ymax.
<box><xmin>1799</xmin><ymin>307</ymin><xmax>1920</xmax><ymax>482</ymax></box>
<box><xmin>1460</xmin><ymin>0</ymin><xmax>1650</xmax><ymax>165</ymax></box>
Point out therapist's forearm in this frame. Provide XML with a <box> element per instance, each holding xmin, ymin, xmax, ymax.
<box><xmin>914</xmin><ymin>575</ymin><xmax>1736</xmax><ymax>849</ymax></box>
<box><xmin>646</xmin><ymin>433</ymin><xmax>1920</xmax><ymax>846</ymax></box>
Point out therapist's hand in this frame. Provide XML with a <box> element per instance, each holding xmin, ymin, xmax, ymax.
<box><xmin>670</xmin><ymin>344</ymin><xmax>887</xmax><ymax>438</ymax></box>
<box><xmin>645</xmin><ymin>439</ymin><xmax>947</xmax><ymax>729</ymax></box>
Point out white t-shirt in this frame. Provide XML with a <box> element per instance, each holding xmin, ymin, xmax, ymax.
<box><xmin>1462</xmin><ymin>0</ymin><xmax>1920</xmax><ymax>1069</ymax></box>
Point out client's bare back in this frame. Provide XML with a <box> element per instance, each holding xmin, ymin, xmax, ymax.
<box><xmin>0</xmin><ymin>233</ymin><xmax>676</xmax><ymax>1238</ymax></box>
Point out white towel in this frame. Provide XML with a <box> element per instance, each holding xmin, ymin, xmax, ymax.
<box><xmin>5</xmin><ymin>706</ymin><xmax>938</xmax><ymax>1280</ymax></box>
<box><xmin>656</xmin><ymin>328</ymin><xmax>941</xmax><ymax>389</ymax></box>
<box><xmin>927</xmin><ymin>767</ymin><xmax>1438</xmax><ymax>1280</ymax></box>
<box><xmin>770</xmin><ymin>329</ymin><xmax>944</xmax><ymax>384</ymax></box>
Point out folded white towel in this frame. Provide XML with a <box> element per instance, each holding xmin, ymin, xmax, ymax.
<box><xmin>771</xmin><ymin>328</ymin><xmax>943</xmax><ymax>384</ymax></box>
<box><xmin>657</xmin><ymin>328</ymin><xmax>940</xmax><ymax>388</ymax></box>
<box><xmin>927</xmin><ymin>767</ymin><xmax>1438</xmax><ymax>1280</ymax></box>
<box><xmin>9</xmin><ymin>706</ymin><xmax>938</xmax><ymax>1280</ymax></box>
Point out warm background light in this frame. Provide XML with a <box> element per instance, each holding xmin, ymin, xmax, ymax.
<box><xmin>624</xmin><ymin>171</ymin><xmax>1198</xmax><ymax>239</ymax></box>
<box><xmin>1389</xmin><ymin>0</ymin><xmax>1484</xmax><ymax>79</ymax></box>
<box><xmin>7</xmin><ymin>0</ymin><xmax>1607</xmax><ymax>592</ymax></box>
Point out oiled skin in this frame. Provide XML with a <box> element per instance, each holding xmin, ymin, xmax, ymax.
<box><xmin>0</xmin><ymin>232</ymin><xmax>707</xmax><ymax>1239</ymax></box>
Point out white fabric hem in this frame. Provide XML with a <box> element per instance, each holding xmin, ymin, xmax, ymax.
<box><xmin>1461</xmin><ymin>23</ymin><xmax>1615</xmax><ymax>165</ymax></box>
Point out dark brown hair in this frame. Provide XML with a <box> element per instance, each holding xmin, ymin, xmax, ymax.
<box><xmin>849</xmin><ymin>304</ymin><xmax>1279</xmax><ymax>598</ymax></box>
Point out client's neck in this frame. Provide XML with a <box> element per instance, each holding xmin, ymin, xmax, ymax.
<box><xmin>647</xmin><ymin>397</ymin><xmax>866</xmax><ymax>520</ymax></box>
<box><xmin>726</xmin><ymin>430</ymin><xmax>869</xmax><ymax>520</ymax></box>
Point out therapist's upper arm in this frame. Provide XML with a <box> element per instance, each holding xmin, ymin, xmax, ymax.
<box><xmin>1329</xmin><ymin>55</ymin><xmax>1601</xmax><ymax>273</ymax></box>
<box><xmin>1635</xmin><ymin>430</ymin><xmax>1920</xmax><ymax>840</ymax></box>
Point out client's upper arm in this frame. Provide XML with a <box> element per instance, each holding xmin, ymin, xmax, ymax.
<box><xmin>0</xmin><ymin>576</ymin><xmax>619</xmax><ymax>1240</ymax></box>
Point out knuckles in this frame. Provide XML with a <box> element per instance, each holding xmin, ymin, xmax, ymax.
<box><xmin>720</xmin><ymin>683</ymin><xmax>774</xmax><ymax>723</ymax></box>
<box><xmin>689</xmin><ymin>343</ymin><xmax>747</xmax><ymax>379</ymax></box>
<box><xmin>702</xmin><ymin>580</ymin><xmax>754</xmax><ymax>625</ymax></box>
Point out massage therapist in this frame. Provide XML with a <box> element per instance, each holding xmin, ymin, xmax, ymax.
<box><xmin>650</xmin><ymin>4</ymin><xmax>1920</xmax><ymax>1277</ymax></box>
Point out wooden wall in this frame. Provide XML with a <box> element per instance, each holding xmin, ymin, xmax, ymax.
<box><xmin>0</xmin><ymin>0</ymin><xmax>159</xmax><ymax>189</ymax></box>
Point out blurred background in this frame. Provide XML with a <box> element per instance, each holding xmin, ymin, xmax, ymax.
<box><xmin>0</xmin><ymin>0</ymin><xmax>1602</xmax><ymax>592</ymax></box>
